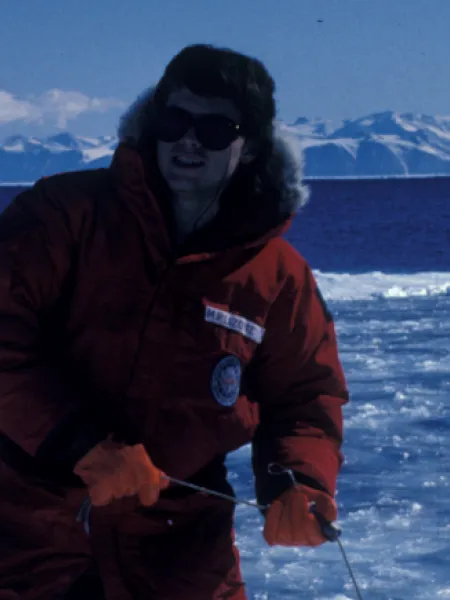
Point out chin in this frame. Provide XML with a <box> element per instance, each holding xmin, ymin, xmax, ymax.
<box><xmin>166</xmin><ymin>179</ymin><xmax>199</xmax><ymax>192</ymax></box>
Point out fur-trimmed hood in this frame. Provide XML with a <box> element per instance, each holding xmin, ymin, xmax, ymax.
<box><xmin>117</xmin><ymin>87</ymin><xmax>309</xmax><ymax>217</ymax></box>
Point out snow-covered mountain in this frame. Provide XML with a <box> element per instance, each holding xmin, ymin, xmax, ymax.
<box><xmin>284</xmin><ymin>111</ymin><xmax>450</xmax><ymax>177</ymax></box>
<box><xmin>0</xmin><ymin>134</ymin><xmax>117</xmax><ymax>183</ymax></box>
<box><xmin>3</xmin><ymin>111</ymin><xmax>450</xmax><ymax>182</ymax></box>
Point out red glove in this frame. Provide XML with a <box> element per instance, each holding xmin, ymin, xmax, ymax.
<box><xmin>263</xmin><ymin>485</ymin><xmax>337</xmax><ymax>547</ymax></box>
<box><xmin>73</xmin><ymin>437</ymin><xmax>169</xmax><ymax>507</ymax></box>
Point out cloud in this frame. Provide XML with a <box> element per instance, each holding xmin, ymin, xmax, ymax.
<box><xmin>0</xmin><ymin>89</ymin><xmax>125</xmax><ymax>128</ymax></box>
<box><xmin>0</xmin><ymin>92</ymin><xmax>33</xmax><ymax>124</ymax></box>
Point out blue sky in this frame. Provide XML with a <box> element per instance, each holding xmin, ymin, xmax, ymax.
<box><xmin>1</xmin><ymin>0</ymin><xmax>450</xmax><ymax>138</ymax></box>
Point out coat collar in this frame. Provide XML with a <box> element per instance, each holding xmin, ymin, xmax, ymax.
<box><xmin>110</xmin><ymin>143</ymin><xmax>293</xmax><ymax>263</ymax></box>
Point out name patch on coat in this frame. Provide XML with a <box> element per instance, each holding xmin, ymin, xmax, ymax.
<box><xmin>211</xmin><ymin>355</ymin><xmax>241</xmax><ymax>407</ymax></box>
<box><xmin>205</xmin><ymin>306</ymin><xmax>265</xmax><ymax>344</ymax></box>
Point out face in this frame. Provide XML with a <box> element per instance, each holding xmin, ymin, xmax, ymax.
<box><xmin>156</xmin><ymin>87</ymin><xmax>251</xmax><ymax>197</ymax></box>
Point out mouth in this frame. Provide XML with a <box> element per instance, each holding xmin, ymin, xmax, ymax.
<box><xmin>171</xmin><ymin>154</ymin><xmax>206</xmax><ymax>169</ymax></box>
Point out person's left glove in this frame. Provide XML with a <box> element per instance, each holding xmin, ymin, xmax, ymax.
<box><xmin>263</xmin><ymin>484</ymin><xmax>337</xmax><ymax>547</ymax></box>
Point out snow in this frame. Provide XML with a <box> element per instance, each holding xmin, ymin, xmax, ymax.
<box><xmin>2</xmin><ymin>141</ymin><xmax>25</xmax><ymax>152</ymax></box>
<box><xmin>80</xmin><ymin>144</ymin><xmax>115</xmax><ymax>163</ymax></box>
<box><xmin>227</xmin><ymin>276</ymin><xmax>450</xmax><ymax>598</ymax></box>
<box><xmin>314</xmin><ymin>271</ymin><xmax>450</xmax><ymax>301</ymax></box>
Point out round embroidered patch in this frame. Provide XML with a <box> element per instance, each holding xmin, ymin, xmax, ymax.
<box><xmin>211</xmin><ymin>355</ymin><xmax>241</xmax><ymax>407</ymax></box>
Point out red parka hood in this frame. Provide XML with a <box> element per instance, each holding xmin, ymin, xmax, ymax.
<box><xmin>112</xmin><ymin>87</ymin><xmax>309</xmax><ymax>254</ymax></box>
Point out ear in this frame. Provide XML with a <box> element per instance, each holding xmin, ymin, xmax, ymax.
<box><xmin>240</xmin><ymin>141</ymin><xmax>257</xmax><ymax>164</ymax></box>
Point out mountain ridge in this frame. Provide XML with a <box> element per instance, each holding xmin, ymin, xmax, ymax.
<box><xmin>3</xmin><ymin>110</ymin><xmax>450</xmax><ymax>181</ymax></box>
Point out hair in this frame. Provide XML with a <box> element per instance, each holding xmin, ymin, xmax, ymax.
<box><xmin>153</xmin><ymin>44</ymin><xmax>276</xmax><ymax>147</ymax></box>
<box><xmin>118</xmin><ymin>44</ymin><xmax>308</xmax><ymax>233</ymax></box>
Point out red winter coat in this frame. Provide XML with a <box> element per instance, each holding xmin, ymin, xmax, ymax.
<box><xmin>0</xmin><ymin>143</ymin><xmax>348</xmax><ymax>600</ymax></box>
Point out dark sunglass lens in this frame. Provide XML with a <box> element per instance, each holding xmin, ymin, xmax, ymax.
<box><xmin>156</xmin><ymin>107</ymin><xmax>191</xmax><ymax>142</ymax></box>
<box><xmin>195</xmin><ymin>115</ymin><xmax>239</xmax><ymax>150</ymax></box>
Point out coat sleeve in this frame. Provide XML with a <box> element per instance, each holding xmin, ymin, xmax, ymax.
<box><xmin>249</xmin><ymin>259</ymin><xmax>348</xmax><ymax>506</ymax></box>
<box><xmin>0</xmin><ymin>181</ymin><xmax>107</xmax><ymax>467</ymax></box>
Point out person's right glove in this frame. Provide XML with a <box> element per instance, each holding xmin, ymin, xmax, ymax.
<box><xmin>263</xmin><ymin>484</ymin><xmax>338</xmax><ymax>547</ymax></box>
<box><xmin>73</xmin><ymin>437</ymin><xmax>169</xmax><ymax>507</ymax></box>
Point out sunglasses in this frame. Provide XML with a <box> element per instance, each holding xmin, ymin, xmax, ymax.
<box><xmin>154</xmin><ymin>106</ymin><xmax>242</xmax><ymax>151</ymax></box>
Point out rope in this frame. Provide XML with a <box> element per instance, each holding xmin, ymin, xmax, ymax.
<box><xmin>77</xmin><ymin>469</ymin><xmax>365</xmax><ymax>599</ymax></box>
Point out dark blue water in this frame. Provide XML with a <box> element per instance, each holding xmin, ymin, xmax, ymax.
<box><xmin>2</xmin><ymin>176</ymin><xmax>450</xmax><ymax>273</ymax></box>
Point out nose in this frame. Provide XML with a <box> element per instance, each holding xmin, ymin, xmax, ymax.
<box><xmin>180</xmin><ymin>127</ymin><xmax>201</xmax><ymax>148</ymax></box>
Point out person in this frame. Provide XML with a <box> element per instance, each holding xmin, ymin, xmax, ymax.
<box><xmin>0</xmin><ymin>44</ymin><xmax>348</xmax><ymax>600</ymax></box>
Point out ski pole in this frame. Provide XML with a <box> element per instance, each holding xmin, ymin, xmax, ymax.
<box><xmin>168</xmin><ymin>469</ymin><xmax>365</xmax><ymax>600</ymax></box>
<box><xmin>76</xmin><ymin>474</ymin><xmax>266</xmax><ymax>534</ymax></box>
<box><xmin>311</xmin><ymin>506</ymin><xmax>364</xmax><ymax>599</ymax></box>
<box><xmin>163</xmin><ymin>475</ymin><xmax>267</xmax><ymax>510</ymax></box>
<box><xmin>76</xmin><ymin>470</ymin><xmax>365</xmax><ymax>599</ymax></box>
<box><xmin>267</xmin><ymin>464</ymin><xmax>365</xmax><ymax>600</ymax></box>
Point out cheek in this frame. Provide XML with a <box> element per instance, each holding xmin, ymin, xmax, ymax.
<box><xmin>210</xmin><ymin>153</ymin><xmax>235</xmax><ymax>180</ymax></box>
<box><xmin>226</xmin><ymin>141</ymin><xmax>245</xmax><ymax>175</ymax></box>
